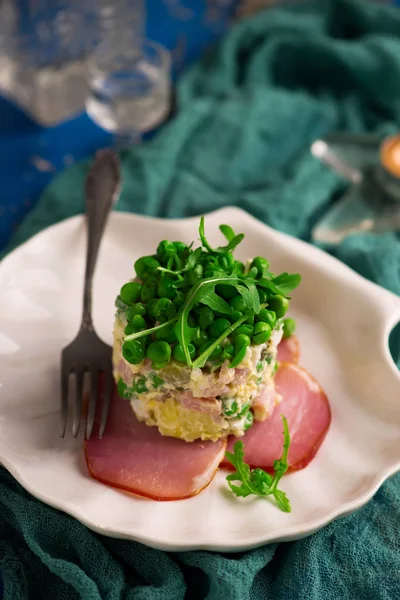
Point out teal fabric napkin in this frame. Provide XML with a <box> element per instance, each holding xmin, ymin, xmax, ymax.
<box><xmin>1</xmin><ymin>1</ymin><xmax>399</xmax><ymax>598</ymax></box>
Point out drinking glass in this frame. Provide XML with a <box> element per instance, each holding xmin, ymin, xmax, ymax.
<box><xmin>0</xmin><ymin>0</ymin><xmax>145</xmax><ymax>125</ymax></box>
<box><xmin>86</xmin><ymin>34</ymin><xmax>172</xmax><ymax>148</ymax></box>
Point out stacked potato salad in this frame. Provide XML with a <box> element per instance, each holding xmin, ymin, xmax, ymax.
<box><xmin>113</xmin><ymin>218</ymin><xmax>300</xmax><ymax>442</ymax></box>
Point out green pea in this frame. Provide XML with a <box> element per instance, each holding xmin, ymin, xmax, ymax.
<box><xmin>141</xmin><ymin>279</ymin><xmax>157</xmax><ymax>303</ymax></box>
<box><xmin>198</xmin><ymin>341</ymin><xmax>222</xmax><ymax>361</ymax></box>
<box><xmin>146</xmin><ymin>298</ymin><xmax>158</xmax><ymax>320</ymax></box>
<box><xmin>131</xmin><ymin>314</ymin><xmax>146</xmax><ymax>331</ymax></box>
<box><xmin>230</xmin><ymin>344</ymin><xmax>248</xmax><ymax>368</ymax></box>
<box><xmin>192</xmin><ymin>328</ymin><xmax>209</xmax><ymax>347</ymax></box>
<box><xmin>268</xmin><ymin>295</ymin><xmax>289</xmax><ymax>318</ymax></box>
<box><xmin>124</xmin><ymin>323</ymin><xmax>134</xmax><ymax>335</ymax></box>
<box><xmin>134</xmin><ymin>257</ymin><xmax>148</xmax><ymax>278</ymax></box>
<box><xmin>147</xmin><ymin>341</ymin><xmax>171</xmax><ymax>366</ymax></box>
<box><xmin>252</xmin><ymin>321</ymin><xmax>272</xmax><ymax>345</ymax></box>
<box><xmin>199</xmin><ymin>307</ymin><xmax>214</xmax><ymax>329</ymax></box>
<box><xmin>134</xmin><ymin>256</ymin><xmax>159</xmax><ymax>278</ymax></box>
<box><xmin>157</xmin><ymin>240</ymin><xmax>176</xmax><ymax>263</ymax></box>
<box><xmin>117</xmin><ymin>379</ymin><xmax>129</xmax><ymax>399</ymax></box>
<box><xmin>210</xmin><ymin>344</ymin><xmax>223</xmax><ymax>360</ymax></box>
<box><xmin>187</xmin><ymin>313</ymin><xmax>198</xmax><ymax>328</ymax></box>
<box><xmin>216</xmin><ymin>284</ymin><xmax>238</xmax><ymax>300</ymax></box>
<box><xmin>173</xmin><ymin>343</ymin><xmax>196</xmax><ymax>364</ymax></box>
<box><xmin>135</xmin><ymin>377</ymin><xmax>148</xmax><ymax>394</ymax></box>
<box><xmin>144</xmin><ymin>257</ymin><xmax>160</xmax><ymax>273</ymax></box>
<box><xmin>231</xmin><ymin>324</ymin><xmax>254</xmax><ymax>338</ymax></box>
<box><xmin>231</xmin><ymin>296</ymin><xmax>247</xmax><ymax>312</ymax></box>
<box><xmin>173</xmin><ymin>241</ymin><xmax>187</xmax><ymax>254</ymax></box>
<box><xmin>283</xmin><ymin>317</ymin><xmax>296</xmax><ymax>339</ymax></box>
<box><xmin>222</xmin><ymin>343</ymin><xmax>235</xmax><ymax>359</ymax></box>
<box><xmin>173</xmin><ymin>291</ymin><xmax>184</xmax><ymax>309</ymax></box>
<box><xmin>218</xmin><ymin>253</ymin><xmax>235</xmax><ymax>270</ymax></box>
<box><xmin>227</xmin><ymin>311</ymin><xmax>241</xmax><ymax>323</ymax></box>
<box><xmin>153</xmin><ymin>298</ymin><xmax>176</xmax><ymax>322</ymax></box>
<box><xmin>155</xmin><ymin>322</ymin><xmax>177</xmax><ymax>343</ymax></box>
<box><xmin>251</xmin><ymin>257</ymin><xmax>269</xmax><ymax>277</ymax></box>
<box><xmin>208</xmin><ymin>318</ymin><xmax>230</xmax><ymax>339</ymax></box>
<box><xmin>223</xmin><ymin>400</ymin><xmax>238</xmax><ymax>417</ymax></box>
<box><xmin>234</xmin><ymin>334</ymin><xmax>251</xmax><ymax>350</ymax></box>
<box><xmin>245</xmin><ymin>314</ymin><xmax>255</xmax><ymax>325</ymax></box>
<box><xmin>257</xmin><ymin>308</ymin><xmax>277</xmax><ymax>329</ymax></box>
<box><xmin>126</xmin><ymin>303</ymin><xmax>146</xmax><ymax>321</ymax></box>
<box><xmin>239</xmin><ymin>402</ymin><xmax>251</xmax><ymax>417</ymax></box>
<box><xmin>258</xmin><ymin>288</ymin><xmax>268</xmax><ymax>305</ymax></box>
<box><xmin>244</xmin><ymin>410</ymin><xmax>254</xmax><ymax>431</ymax></box>
<box><xmin>153</xmin><ymin>360</ymin><xmax>170</xmax><ymax>371</ymax></box>
<box><xmin>151</xmin><ymin>375</ymin><xmax>164</xmax><ymax>388</ymax></box>
<box><xmin>122</xmin><ymin>339</ymin><xmax>145</xmax><ymax>364</ymax></box>
<box><xmin>235</xmin><ymin>261</ymin><xmax>245</xmax><ymax>274</ymax></box>
<box><xmin>157</xmin><ymin>275</ymin><xmax>176</xmax><ymax>299</ymax></box>
<box><xmin>120</xmin><ymin>281</ymin><xmax>142</xmax><ymax>305</ymax></box>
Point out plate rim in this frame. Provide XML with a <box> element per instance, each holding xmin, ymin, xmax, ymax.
<box><xmin>1</xmin><ymin>206</ymin><xmax>400</xmax><ymax>552</ymax></box>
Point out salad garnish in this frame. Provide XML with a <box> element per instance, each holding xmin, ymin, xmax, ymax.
<box><xmin>118</xmin><ymin>217</ymin><xmax>300</xmax><ymax>370</ymax></box>
<box><xmin>225</xmin><ymin>415</ymin><xmax>291</xmax><ymax>512</ymax></box>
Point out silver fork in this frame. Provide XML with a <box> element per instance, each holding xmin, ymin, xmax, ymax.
<box><xmin>60</xmin><ymin>149</ymin><xmax>121</xmax><ymax>440</ymax></box>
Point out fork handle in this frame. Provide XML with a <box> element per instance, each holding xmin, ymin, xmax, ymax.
<box><xmin>82</xmin><ymin>150</ymin><xmax>121</xmax><ymax>329</ymax></box>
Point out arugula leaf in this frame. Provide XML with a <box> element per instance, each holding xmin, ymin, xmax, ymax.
<box><xmin>236</xmin><ymin>282</ymin><xmax>260</xmax><ymax>314</ymax></box>
<box><xmin>157</xmin><ymin>247</ymin><xmax>202</xmax><ymax>278</ymax></box>
<box><xmin>257</xmin><ymin>273</ymin><xmax>301</xmax><ymax>296</ymax></box>
<box><xmin>245</xmin><ymin>282</ymin><xmax>260</xmax><ymax>314</ymax></box>
<box><xmin>219</xmin><ymin>224</ymin><xmax>235</xmax><ymax>242</ymax></box>
<box><xmin>173</xmin><ymin>321</ymin><xmax>198</xmax><ymax>348</ymax></box>
<box><xmin>272</xmin><ymin>273</ymin><xmax>301</xmax><ymax>296</ymax></box>
<box><xmin>177</xmin><ymin>276</ymin><xmax>244</xmax><ymax>366</ymax></box>
<box><xmin>257</xmin><ymin>273</ymin><xmax>301</xmax><ymax>298</ymax></box>
<box><xmin>123</xmin><ymin>316</ymin><xmax>178</xmax><ymax>342</ymax></box>
<box><xmin>225</xmin><ymin>415</ymin><xmax>291</xmax><ymax>512</ymax></box>
<box><xmin>219</xmin><ymin>233</ymin><xmax>245</xmax><ymax>253</ymax></box>
<box><xmin>199</xmin><ymin>216</ymin><xmax>215</xmax><ymax>253</ymax></box>
<box><xmin>200</xmin><ymin>217</ymin><xmax>244</xmax><ymax>254</ymax></box>
<box><xmin>192</xmin><ymin>312</ymin><xmax>250</xmax><ymax>369</ymax></box>
<box><xmin>236</xmin><ymin>285</ymin><xmax>254</xmax><ymax>311</ymax></box>
<box><xmin>199</xmin><ymin>290</ymin><xmax>232</xmax><ymax>314</ymax></box>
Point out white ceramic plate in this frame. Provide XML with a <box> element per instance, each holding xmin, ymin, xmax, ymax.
<box><xmin>0</xmin><ymin>207</ymin><xmax>399</xmax><ymax>552</ymax></box>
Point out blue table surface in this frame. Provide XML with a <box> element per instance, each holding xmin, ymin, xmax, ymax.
<box><xmin>0</xmin><ymin>0</ymin><xmax>237</xmax><ymax>252</ymax></box>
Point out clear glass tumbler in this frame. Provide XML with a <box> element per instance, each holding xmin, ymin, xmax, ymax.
<box><xmin>86</xmin><ymin>34</ymin><xmax>172</xmax><ymax>148</ymax></box>
<box><xmin>0</xmin><ymin>0</ymin><xmax>145</xmax><ymax>126</ymax></box>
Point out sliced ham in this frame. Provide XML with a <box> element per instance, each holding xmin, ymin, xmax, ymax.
<box><xmin>221</xmin><ymin>363</ymin><xmax>331</xmax><ymax>471</ymax></box>
<box><xmin>252</xmin><ymin>382</ymin><xmax>279</xmax><ymax>421</ymax></box>
<box><xmin>180</xmin><ymin>390</ymin><xmax>222</xmax><ymax>415</ymax></box>
<box><xmin>277</xmin><ymin>335</ymin><xmax>300</xmax><ymax>364</ymax></box>
<box><xmin>85</xmin><ymin>384</ymin><xmax>226</xmax><ymax>501</ymax></box>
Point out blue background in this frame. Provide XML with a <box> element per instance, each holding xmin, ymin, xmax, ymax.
<box><xmin>0</xmin><ymin>0</ymin><xmax>237</xmax><ymax>251</ymax></box>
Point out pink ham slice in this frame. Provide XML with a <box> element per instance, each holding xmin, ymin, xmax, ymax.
<box><xmin>277</xmin><ymin>335</ymin><xmax>300</xmax><ymax>364</ymax></box>
<box><xmin>85</xmin><ymin>384</ymin><xmax>226</xmax><ymax>501</ymax></box>
<box><xmin>221</xmin><ymin>363</ymin><xmax>331</xmax><ymax>471</ymax></box>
